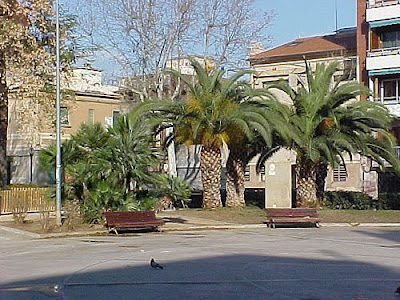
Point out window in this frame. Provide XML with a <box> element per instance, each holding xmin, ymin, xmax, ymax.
<box><xmin>259</xmin><ymin>166</ymin><xmax>265</xmax><ymax>182</ymax></box>
<box><xmin>88</xmin><ymin>109</ymin><xmax>94</xmax><ymax>125</ymax></box>
<box><xmin>381</xmin><ymin>79</ymin><xmax>400</xmax><ymax>103</ymax></box>
<box><xmin>112</xmin><ymin>111</ymin><xmax>120</xmax><ymax>127</ymax></box>
<box><xmin>60</xmin><ymin>107</ymin><xmax>69</xmax><ymax>126</ymax></box>
<box><xmin>333</xmin><ymin>164</ymin><xmax>347</xmax><ymax>182</ymax></box>
<box><xmin>381</xmin><ymin>30</ymin><xmax>400</xmax><ymax>49</ymax></box>
<box><xmin>343</xmin><ymin>59</ymin><xmax>357</xmax><ymax>81</ymax></box>
<box><xmin>263</xmin><ymin>80</ymin><xmax>285</xmax><ymax>88</ymax></box>
<box><xmin>244</xmin><ymin>166</ymin><xmax>250</xmax><ymax>181</ymax></box>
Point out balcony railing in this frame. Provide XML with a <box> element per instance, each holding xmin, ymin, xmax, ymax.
<box><xmin>368</xmin><ymin>0</ymin><xmax>400</xmax><ymax>8</ymax></box>
<box><xmin>368</xmin><ymin>46</ymin><xmax>400</xmax><ymax>57</ymax></box>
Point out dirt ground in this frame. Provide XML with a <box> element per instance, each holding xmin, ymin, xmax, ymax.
<box><xmin>0</xmin><ymin>207</ymin><xmax>399</xmax><ymax>234</ymax></box>
<box><xmin>0</xmin><ymin>213</ymin><xmax>105</xmax><ymax>234</ymax></box>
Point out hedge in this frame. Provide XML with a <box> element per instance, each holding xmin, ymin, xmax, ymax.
<box><xmin>323</xmin><ymin>191</ymin><xmax>400</xmax><ymax>210</ymax></box>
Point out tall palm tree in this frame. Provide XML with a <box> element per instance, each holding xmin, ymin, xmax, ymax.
<box><xmin>224</xmin><ymin>95</ymin><xmax>291</xmax><ymax>208</ymax></box>
<box><xmin>134</xmin><ymin>59</ymin><xmax>272</xmax><ymax>209</ymax></box>
<box><xmin>268</xmin><ymin>61</ymin><xmax>400</xmax><ymax>208</ymax></box>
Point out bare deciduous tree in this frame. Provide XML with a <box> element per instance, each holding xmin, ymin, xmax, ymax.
<box><xmin>196</xmin><ymin>0</ymin><xmax>274</xmax><ymax>70</ymax></box>
<box><xmin>74</xmin><ymin>0</ymin><xmax>274</xmax><ymax>90</ymax></box>
<box><xmin>0</xmin><ymin>0</ymin><xmax>55</xmax><ymax>185</ymax></box>
<box><xmin>77</xmin><ymin>0</ymin><xmax>196</xmax><ymax>101</ymax></box>
<box><xmin>72</xmin><ymin>0</ymin><xmax>274</xmax><ymax>182</ymax></box>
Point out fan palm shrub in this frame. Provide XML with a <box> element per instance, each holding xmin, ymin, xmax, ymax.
<box><xmin>39</xmin><ymin>118</ymin><xmax>163</xmax><ymax>222</ymax></box>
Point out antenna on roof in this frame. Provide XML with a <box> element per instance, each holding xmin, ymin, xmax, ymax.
<box><xmin>335</xmin><ymin>0</ymin><xmax>338</xmax><ymax>32</ymax></box>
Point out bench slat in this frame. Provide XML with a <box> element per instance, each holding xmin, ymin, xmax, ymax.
<box><xmin>265</xmin><ymin>208</ymin><xmax>320</xmax><ymax>228</ymax></box>
<box><xmin>103</xmin><ymin>211</ymin><xmax>165</xmax><ymax>233</ymax></box>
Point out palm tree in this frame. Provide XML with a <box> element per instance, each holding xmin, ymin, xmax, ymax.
<box><xmin>268</xmin><ymin>61</ymin><xmax>400</xmax><ymax>208</ymax></box>
<box><xmin>135</xmin><ymin>59</ymin><xmax>272</xmax><ymax>209</ymax></box>
<box><xmin>224</xmin><ymin>96</ymin><xmax>291</xmax><ymax>208</ymax></box>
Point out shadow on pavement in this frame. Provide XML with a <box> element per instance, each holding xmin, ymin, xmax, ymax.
<box><xmin>353</xmin><ymin>229</ymin><xmax>400</xmax><ymax>245</ymax></box>
<box><xmin>0</xmin><ymin>254</ymin><xmax>399</xmax><ymax>299</ymax></box>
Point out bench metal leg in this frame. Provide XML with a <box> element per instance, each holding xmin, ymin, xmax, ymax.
<box><xmin>108</xmin><ymin>227</ymin><xmax>118</xmax><ymax>235</ymax></box>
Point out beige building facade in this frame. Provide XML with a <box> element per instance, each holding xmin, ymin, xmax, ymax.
<box><xmin>247</xmin><ymin>28</ymin><xmax>373</xmax><ymax>208</ymax></box>
<box><xmin>7</xmin><ymin>67</ymin><xmax>125</xmax><ymax>184</ymax></box>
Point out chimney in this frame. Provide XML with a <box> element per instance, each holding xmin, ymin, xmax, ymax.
<box><xmin>249</xmin><ymin>42</ymin><xmax>262</xmax><ymax>57</ymax></box>
<box><xmin>357</xmin><ymin>0</ymin><xmax>368</xmax><ymax>90</ymax></box>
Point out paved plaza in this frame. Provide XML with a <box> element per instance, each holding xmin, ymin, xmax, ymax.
<box><xmin>0</xmin><ymin>227</ymin><xmax>399</xmax><ymax>299</ymax></box>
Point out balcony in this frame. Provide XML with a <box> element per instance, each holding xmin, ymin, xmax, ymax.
<box><xmin>366</xmin><ymin>47</ymin><xmax>400</xmax><ymax>70</ymax></box>
<box><xmin>386</xmin><ymin>104</ymin><xmax>400</xmax><ymax>117</ymax></box>
<box><xmin>368</xmin><ymin>0</ymin><xmax>400</xmax><ymax>8</ymax></box>
<box><xmin>366</xmin><ymin>1</ymin><xmax>400</xmax><ymax>23</ymax></box>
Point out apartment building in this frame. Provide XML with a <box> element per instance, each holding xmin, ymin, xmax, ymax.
<box><xmin>7</xmin><ymin>67</ymin><xmax>125</xmax><ymax>184</ymax></box>
<box><xmin>248</xmin><ymin>28</ymin><xmax>373</xmax><ymax>207</ymax></box>
<box><xmin>360</xmin><ymin>0</ymin><xmax>400</xmax><ymax>150</ymax></box>
<box><xmin>358</xmin><ymin>0</ymin><xmax>400</xmax><ymax>192</ymax></box>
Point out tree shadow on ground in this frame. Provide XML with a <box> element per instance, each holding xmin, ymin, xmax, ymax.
<box><xmin>1</xmin><ymin>254</ymin><xmax>399</xmax><ymax>299</ymax></box>
<box><xmin>161</xmin><ymin>217</ymin><xmax>187</xmax><ymax>224</ymax></box>
<box><xmin>353</xmin><ymin>229</ymin><xmax>400</xmax><ymax>245</ymax></box>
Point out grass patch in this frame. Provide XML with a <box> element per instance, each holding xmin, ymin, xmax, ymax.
<box><xmin>162</xmin><ymin>207</ymin><xmax>399</xmax><ymax>224</ymax></box>
<box><xmin>318</xmin><ymin>209</ymin><xmax>400</xmax><ymax>223</ymax></box>
<box><xmin>161</xmin><ymin>206</ymin><xmax>266</xmax><ymax>224</ymax></box>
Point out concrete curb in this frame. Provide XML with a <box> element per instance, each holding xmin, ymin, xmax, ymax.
<box><xmin>1</xmin><ymin>222</ymin><xmax>400</xmax><ymax>239</ymax></box>
<box><xmin>321</xmin><ymin>223</ymin><xmax>400</xmax><ymax>227</ymax></box>
<box><xmin>162</xmin><ymin>224</ymin><xmax>268</xmax><ymax>232</ymax></box>
<box><xmin>0</xmin><ymin>225</ymin><xmax>107</xmax><ymax>239</ymax></box>
<box><xmin>0</xmin><ymin>225</ymin><xmax>40</xmax><ymax>239</ymax></box>
<box><xmin>162</xmin><ymin>223</ymin><xmax>400</xmax><ymax>232</ymax></box>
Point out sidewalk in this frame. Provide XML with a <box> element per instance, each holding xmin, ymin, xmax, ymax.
<box><xmin>1</xmin><ymin>211</ymin><xmax>400</xmax><ymax>239</ymax></box>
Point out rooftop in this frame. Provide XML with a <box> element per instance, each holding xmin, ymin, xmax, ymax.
<box><xmin>249</xmin><ymin>28</ymin><xmax>356</xmax><ymax>64</ymax></box>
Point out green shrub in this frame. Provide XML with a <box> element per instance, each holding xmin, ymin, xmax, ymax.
<box><xmin>323</xmin><ymin>191</ymin><xmax>372</xmax><ymax>210</ymax></box>
<box><xmin>323</xmin><ymin>191</ymin><xmax>400</xmax><ymax>210</ymax></box>
<box><xmin>375</xmin><ymin>193</ymin><xmax>400</xmax><ymax>210</ymax></box>
<box><xmin>155</xmin><ymin>174</ymin><xmax>192</xmax><ymax>205</ymax></box>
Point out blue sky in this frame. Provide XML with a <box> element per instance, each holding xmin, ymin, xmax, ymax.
<box><xmin>259</xmin><ymin>0</ymin><xmax>356</xmax><ymax>49</ymax></box>
<box><xmin>67</xmin><ymin>0</ymin><xmax>356</xmax><ymax>76</ymax></box>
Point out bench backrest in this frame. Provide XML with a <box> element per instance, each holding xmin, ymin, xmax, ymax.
<box><xmin>104</xmin><ymin>211</ymin><xmax>157</xmax><ymax>223</ymax></box>
<box><xmin>266</xmin><ymin>208</ymin><xmax>318</xmax><ymax>218</ymax></box>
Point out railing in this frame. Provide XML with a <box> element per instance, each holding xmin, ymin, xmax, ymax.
<box><xmin>368</xmin><ymin>0</ymin><xmax>400</xmax><ymax>8</ymax></box>
<box><xmin>368</xmin><ymin>46</ymin><xmax>400</xmax><ymax>57</ymax></box>
<box><xmin>0</xmin><ymin>186</ymin><xmax>54</xmax><ymax>214</ymax></box>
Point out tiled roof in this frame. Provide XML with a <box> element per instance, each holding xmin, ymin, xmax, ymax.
<box><xmin>250</xmin><ymin>29</ymin><xmax>356</xmax><ymax>64</ymax></box>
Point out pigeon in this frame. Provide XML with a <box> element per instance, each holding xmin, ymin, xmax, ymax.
<box><xmin>150</xmin><ymin>258</ymin><xmax>163</xmax><ymax>269</ymax></box>
<box><xmin>396</xmin><ymin>285</ymin><xmax>400</xmax><ymax>294</ymax></box>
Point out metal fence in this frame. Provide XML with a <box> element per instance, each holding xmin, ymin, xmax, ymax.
<box><xmin>0</xmin><ymin>186</ymin><xmax>54</xmax><ymax>214</ymax></box>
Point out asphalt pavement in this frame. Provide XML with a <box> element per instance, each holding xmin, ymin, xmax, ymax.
<box><xmin>0</xmin><ymin>223</ymin><xmax>399</xmax><ymax>299</ymax></box>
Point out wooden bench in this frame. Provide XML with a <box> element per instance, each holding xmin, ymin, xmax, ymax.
<box><xmin>103</xmin><ymin>211</ymin><xmax>165</xmax><ymax>234</ymax></box>
<box><xmin>265</xmin><ymin>208</ymin><xmax>321</xmax><ymax>228</ymax></box>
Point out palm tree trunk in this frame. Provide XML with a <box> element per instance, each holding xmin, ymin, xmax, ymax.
<box><xmin>315</xmin><ymin>162</ymin><xmax>328</xmax><ymax>205</ymax></box>
<box><xmin>225</xmin><ymin>149</ymin><xmax>245</xmax><ymax>208</ymax></box>
<box><xmin>295</xmin><ymin>159</ymin><xmax>318</xmax><ymax>208</ymax></box>
<box><xmin>0</xmin><ymin>52</ymin><xmax>8</xmax><ymax>186</ymax></box>
<box><xmin>200</xmin><ymin>145</ymin><xmax>222</xmax><ymax>209</ymax></box>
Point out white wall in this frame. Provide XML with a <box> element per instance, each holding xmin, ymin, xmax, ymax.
<box><xmin>366</xmin><ymin>54</ymin><xmax>400</xmax><ymax>70</ymax></box>
<box><xmin>366</xmin><ymin>5</ymin><xmax>400</xmax><ymax>22</ymax></box>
